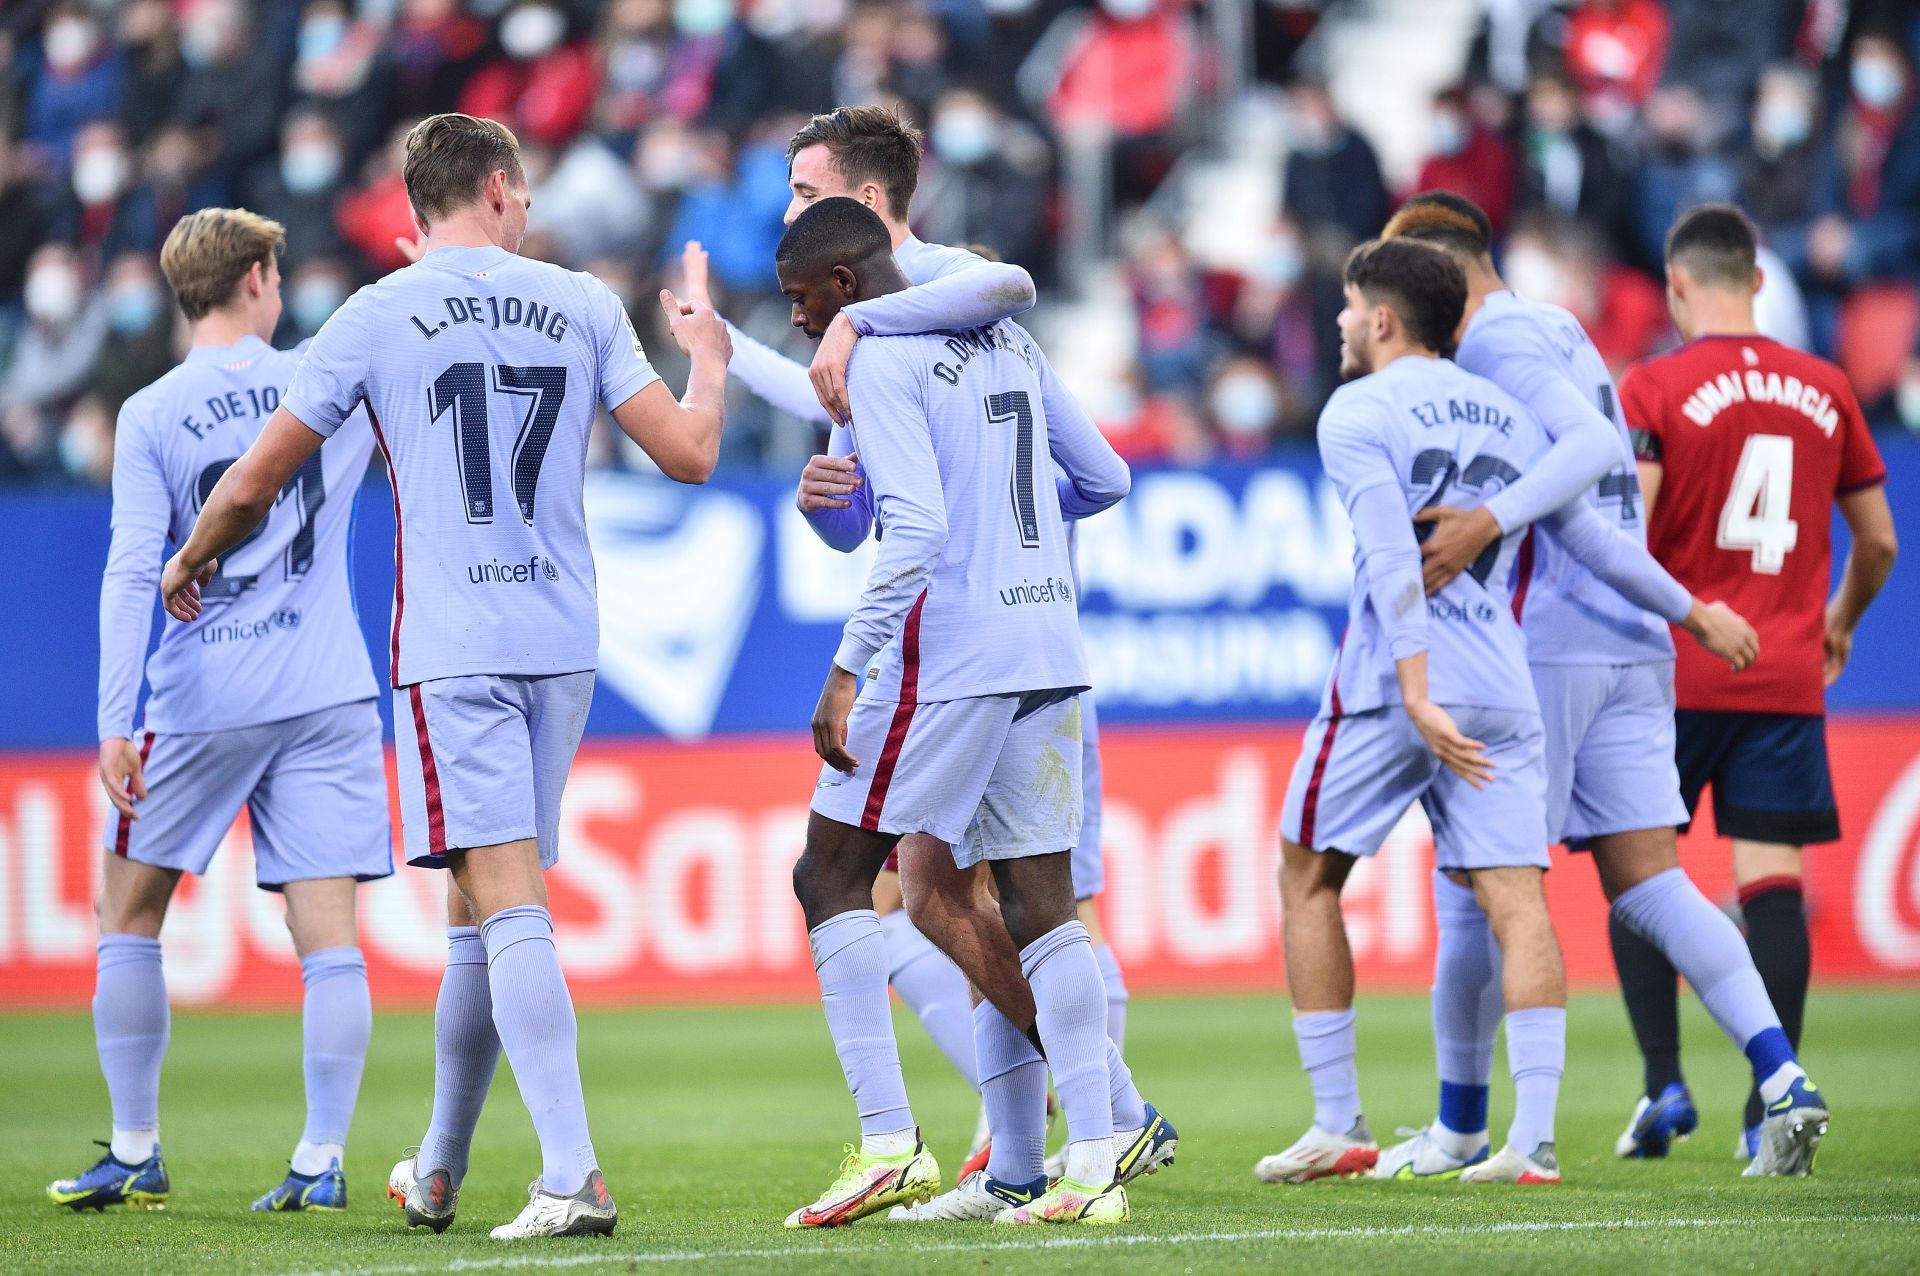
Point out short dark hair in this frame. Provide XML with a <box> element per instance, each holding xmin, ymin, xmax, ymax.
<box><xmin>403</xmin><ymin>113</ymin><xmax>523</xmax><ymax>226</ymax></box>
<box><xmin>776</xmin><ymin>196</ymin><xmax>894</xmax><ymax>278</ymax></box>
<box><xmin>1383</xmin><ymin>191</ymin><xmax>1493</xmax><ymax>260</ymax></box>
<box><xmin>1665</xmin><ymin>203</ymin><xmax>1758</xmax><ymax>288</ymax></box>
<box><xmin>1343</xmin><ymin>238</ymin><xmax>1467</xmax><ymax>354</ymax></box>
<box><xmin>786</xmin><ymin>105</ymin><xmax>922</xmax><ymax>221</ymax></box>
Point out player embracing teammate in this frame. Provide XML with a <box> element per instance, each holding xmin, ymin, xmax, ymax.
<box><xmin>1255</xmin><ymin>235</ymin><xmax>1764</xmax><ymax>1188</ymax></box>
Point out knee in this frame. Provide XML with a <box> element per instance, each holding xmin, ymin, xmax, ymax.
<box><xmin>1280</xmin><ymin>841</ymin><xmax>1340</xmax><ymax>909</ymax></box>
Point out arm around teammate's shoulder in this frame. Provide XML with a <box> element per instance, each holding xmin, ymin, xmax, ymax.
<box><xmin>610</xmin><ymin>291</ymin><xmax>732</xmax><ymax>484</ymax></box>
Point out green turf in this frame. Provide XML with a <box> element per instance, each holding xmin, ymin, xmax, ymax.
<box><xmin>2</xmin><ymin>989</ymin><xmax>1917</xmax><ymax>1274</ymax></box>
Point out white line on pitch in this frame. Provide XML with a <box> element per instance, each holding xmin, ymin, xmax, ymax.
<box><xmin>262</xmin><ymin>1212</ymin><xmax>1920</xmax><ymax>1276</ymax></box>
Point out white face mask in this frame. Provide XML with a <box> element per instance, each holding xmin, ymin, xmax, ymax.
<box><xmin>181</xmin><ymin>15</ymin><xmax>226</xmax><ymax>68</ymax></box>
<box><xmin>72</xmin><ymin>148</ymin><xmax>130</xmax><ymax>205</ymax></box>
<box><xmin>501</xmin><ymin>4</ymin><xmax>566</xmax><ymax>59</ymax></box>
<box><xmin>1851</xmin><ymin>55</ymin><xmax>1906</xmax><ymax>110</ymax></box>
<box><xmin>932</xmin><ymin>110</ymin><xmax>996</xmax><ymax>167</ymax></box>
<box><xmin>290</xmin><ymin>278</ymin><xmax>348</xmax><ymax>332</ymax></box>
<box><xmin>1430</xmin><ymin>111</ymin><xmax>1468</xmax><ymax>158</ymax></box>
<box><xmin>281</xmin><ymin>143</ymin><xmax>343</xmax><ymax>195</ymax></box>
<box><xmin>1755</xmin><ymin>96</ymin><xmax>1812</xmax><ymax>151</ymax></box>
<box><xmin>44</xmin><ymin>17</ymin><xmax>101</xmax><ymax>72</ymax></box>
<box><xmin>640</xmin><ymin>139</ymin><xmax>696</xmax><ymax>190</ymax></box>
<box><xmin>1503</xmin><ymin>245</ymin><xmax>1565</xmax><ymax>304</ymax></box>
<box><xmin>1251</xmin><ymin>238</ymin><xmax>1304</xmax><ymax>287</ymax></box>
<box><xmin>1211</xmin><ymin>374</ymin><xmax>1279</xmax><ymax>435</ymax></box>
<box><xmin>1099</xmin><ymin>0</ymin><xmax>1155</xmax><ymax>20</ymax></box>
<box><xmin>26</xmin><ymin>264</ymin><xmax>83</xmax><ymax>326</ymax></box>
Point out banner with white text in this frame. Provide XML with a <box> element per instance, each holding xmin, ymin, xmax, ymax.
<box><xmin>4</xmin><ymin>719</ymin><xmax>1918</xmax><ymax>1007</ymax></box>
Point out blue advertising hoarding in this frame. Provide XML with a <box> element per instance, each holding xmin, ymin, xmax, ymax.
<box><xmin>5</xmin><ymin>439</ymin><xmax>1918</xmax><ymax>750</ymax></box>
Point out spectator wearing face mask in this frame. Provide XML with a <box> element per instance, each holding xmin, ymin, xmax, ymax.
<box><xmin>1281</xmin><ymin>77</ymin><xmax>1388</xmax><ymax>249</ymax></box>
<box><xmin>1778</xmin><ymin>30</ymin><xmax>1920</xmax><ymax>293</ymax></box>
<box><xmin>653</xmin><ymin>124</ymin><xmax>789</xmax><ymax>292</ymax></box>
<box><xmin>460</xmin><ymin>1</ymin><xmax>603</xmax><ymax>148</ymax></box>
<box><xmin>1</xmin><ymin>242</ymin><xmax>110</xmax><ymax>477</ymax></box>
<box><xmin>910</xmin><ymin>89</ymin><xmax>1053</xmax><ymax>282</ymax></box>
<box><xmin>1774</xmin><ymin>27</ymin><xmax>1920</xmax><ymax>357</ymax></box>
<box><xmin>1227</xmin><ymin>217</ymin><xmax>1334</xmax><ymax>420</ymax></box>
<box><xmin>290</xmin><ymin>0</ymin><xmax>396</xmax><ymax>167</ymax></box>
<box><xmin>1409</xmin><ymin>85</ymin><xmax>1517</xmax><ymax>235</ymax></box>
<box><xmin>26</xmin><ymin>5</ymin><xmax>125</xmax><ymax>168</ymax></box>
<box><xmin>54</xmin><ymin>121</ymin><xmax>140</xmax><ymax>261</ymax></box>
<box><xmin>1205</xmin><ymin>355</ymin><xmax>1290</xmax><ymax>454</ymax></box>
<box><xmin>282</xmin><ymin>256</ymin><xmax>355</xmax><ymax>342</ymax></box>
<box><xmin>83</xmin><ymin>251</ymin><xmax>175</xmax><ymax>418</ymax></box>
<box><xmin>1739</xmin><ymin>64</ymin><xmax>1824</xmax><ymax>234</ymax></box>
<box><xmin>249</xmin><ymin>107</ymin><xmax>352</xmax><ymax>268</ymax></box>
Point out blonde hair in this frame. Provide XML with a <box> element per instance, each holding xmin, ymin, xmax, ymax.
<box><xmin>403</xmin><ymin>113</ymin><xmax>523</xmax><ymax>225</ymax></box>
<box><xmin>160</xmin><ymin>208</ymin><xmax>286</xmax><ymax>321</ymax></box>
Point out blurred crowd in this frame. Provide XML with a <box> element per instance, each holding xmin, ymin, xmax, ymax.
<box><xmin>0</xmin><ymin>0</ymin><xmax>1917</xmax><ymax>485</ymax></box>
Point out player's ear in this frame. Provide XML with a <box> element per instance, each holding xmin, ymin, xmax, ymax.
<box><xmin>1751</xmin><ymin>263</ymin><xmax>1765</xmax><ymax>296</ymax></box>
<box><xmin>859</xmin><ymin>183</ymin><xmax>883</xmax><ymax>214</ymax></box>
<box><xmin>831</xmin><ymin>265</ymin><xmax>858</xmax><ymax>297</ymax></box>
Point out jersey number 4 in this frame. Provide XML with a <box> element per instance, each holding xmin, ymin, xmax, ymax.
<box><xmin>1717</xmin><ymin>433</ymin><xmax>1799</xmax><ymax>574</ymax></box>
<box><xmin>431</xmin><ymin>362</ymin><xmax>568</xmax><ymax>526</ymax></box>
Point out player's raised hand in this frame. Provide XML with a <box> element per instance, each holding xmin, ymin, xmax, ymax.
<box><xmin>98</xmin><ymin>736</ymin><xmax>149</xmax><ymax>822</ymax></box>
<box><xmin>679</xmin><ymin>241</ymin><xmax>714</xmax><ymax>311</ymax></box>
<box><xmin>659</xmin><ymin>289</ymin><xmax>732</xmax><ymax>362</ymax></box>
<box><xmin>1823</xmin><ymin>603</ymin><xmax>1854</xmax><ymax>686</ymax></box>
<box><xmin>1413</xmin><ymin>505</ymin><xmax>1502</xmax><ymax>595</ymax></box>
<box><xmin>1682</xmin><ymin>599</ymin><xmax>1760</xmax><ymax>672</ymax></box>
<box><xmin>809</xmin><ymin>313</ymin><xmax>860</xmax><ymax>427</ymax></box>
<box><xmin>798</xmin><ymin>452</ymin><xmax>863</xmax><ymax>513</ymax></box>
<box><xmin>1405</xmin><ymin>699</ymin><xmax>1494</xmax><ymax>789</ymax></box>
<box><xmin>161</xmin><ymin>552</ymin><xmax>217</xmax><ymax>622</ymax></box>
<box><xmin>812</xmin><ymin>665</ymin><xmax>861</xmax><ymax>774</ymax></box>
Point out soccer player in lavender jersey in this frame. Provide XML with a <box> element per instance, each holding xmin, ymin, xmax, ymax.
<box><xmin>48</xmin><ymin>209</ymin><xmax>390</xmax><ymax>1217</ymax></box>
<box><xmin>162</xmin><ymin>114</ymin><xmax>732</xmax><ymax>1240</ymax></box>
<box><xmin>681</xmin><ymin>106</ymin><xmax>1069</xmax><ymax>1113</ymax></box>
<box><xmin>778</xmin><ymin>199</ymin><xmax>1140</xmax><ymax>1227</ymax></box>
<box><xmin>1254</xmin><ymin>240</ymin><xmax>1758</xmax><ymax>1189</ymax></box>
<box><xmin>1616</xmin><ymin>204</ymin><xmax>1893</xmax><ymax>1171</ymax></box>
<box><xmin>1376</xmin><ymin>193</ymin><xmax>1825</xmax><ymax>1179</ymax></box>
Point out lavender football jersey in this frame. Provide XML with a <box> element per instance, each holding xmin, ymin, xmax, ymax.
<box><xmin>1456</xmin><ymin>291</ymin><xmax>1673</xmax><ymax>666</ymax></box>
<box><xmin>834</xmin><ymin>320</ymin><xmax>1130</xmax><ymax>701</ymax></box>
<box><xmin>99</xmin><ymin>337</ymin><xmax>379</xmax><ymax>739</ymax></box>
<box><xmin>1316</xmin><ymin>356</ymin><xmax>1550</xmax><ymax>716</ymax></box>
<box><xmin>282</xmin><ymin>245</ymin><xmax>659</xmax><ymax>686</ymax></box>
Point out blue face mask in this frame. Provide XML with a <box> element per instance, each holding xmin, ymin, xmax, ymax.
<box><xmin>108</xmin><ymin>285</ymin><xmax>164</xmax><ymax>336</ymax></box>
<box><xmin>932</xmin><ymin>112</ymin><xmax>996</xmax><ymax>168</ymax></box>
<box><xmin>299</xmin><ymin>16</ymin><xmax>348</xmax><ymax>65</ymax></box>
<box><xmin>291</xmin><ymin>280</ymin><xmax>347</xmax><ymax>333</ymax></box>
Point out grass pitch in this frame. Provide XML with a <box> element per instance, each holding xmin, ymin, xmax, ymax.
<box><xmin>2</xmin><ymin>989</ymin><xmax>1917</xmax><ymax>1274</ymax></box>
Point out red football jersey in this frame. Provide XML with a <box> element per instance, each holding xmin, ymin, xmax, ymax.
<box><xmin>1623</xmin><ymin>334</ymin><xmax>1886</xmax><ymax>715</ymax></box>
